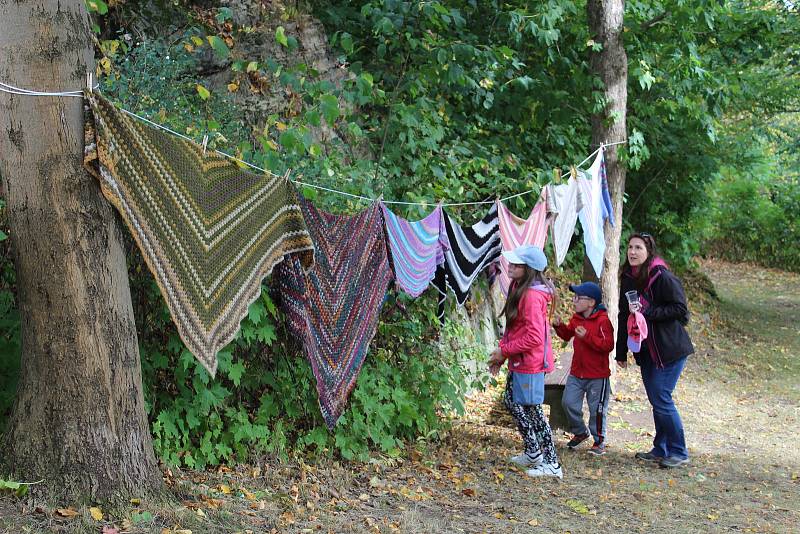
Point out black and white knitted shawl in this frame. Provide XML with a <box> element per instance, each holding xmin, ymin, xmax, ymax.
<box><xmin>432</xmin><ymin>205</ymin><xmax>502</xmax><ymax>320</ymax></box>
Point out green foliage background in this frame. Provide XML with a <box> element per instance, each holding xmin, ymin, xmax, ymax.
<box><xmin>1</xmin><ymin>0</ymin><xmax>799</xmax><ymax>465</ymax></box>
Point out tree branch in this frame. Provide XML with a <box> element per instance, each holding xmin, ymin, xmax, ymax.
<box><xmin>639</xmin><ymin>12</ymin><xmax>670</xmax><ymax>31</ymax></box>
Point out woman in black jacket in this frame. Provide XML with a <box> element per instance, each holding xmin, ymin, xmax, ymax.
<box><xmin>616</xmin><ymin>233</ymin><xmax>694</xmax><ymax>469</ymax></box>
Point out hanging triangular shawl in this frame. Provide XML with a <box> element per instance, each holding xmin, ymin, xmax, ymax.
<box><xmin>432</xmin><ymin>205</ymin><xmax>501</xmax><ymax>320</ymax></box>
<box><xmin>547</xmin><ymin>176</ymin><xmax>584</xmax><ymax>267</ymax></box>
<box><xmin>577</xmin><ymin>149</ymin><xmax>611</xmax><ymax>277</ymax></box>
<box><xmin>274</xmin><ymin>196</ymin><xmax>393</xmax><ymax>429</ymax></box>
<box><xmin>83</xmin><ymin>93</ymin><xmax>314</xmax><ymax>376</ymax></box>
<box><xmin>598</xmin><ymin>148</ymin><xmax>615</xmax><ymax>226</ymax></box>
<box><xmin>496</xmin><ymin>192</ymin><xmax>552</xmax><ymax>295</ymax></box>
<box><xmin>381</xmin><ymin>203</ymin><xmax>450</xmax><ymax>298</ymax></box>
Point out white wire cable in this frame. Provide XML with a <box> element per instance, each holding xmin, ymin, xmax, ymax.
<box><xmin>0</xmin><ymin>81</ymin><xmax>98</xmax><ymax>97</ymax></box>
<box><xmin>602</xmin><ymin>140</ymin><xmax>627</xmax><ymax>147</ymax></box>
<box><xmin>118</xmin><ymin>105</ymin><xmax>561</xmax><ymax>207</ymax></box>
<box><xmin>576</xmin><ymin>146</ymin><xmax>602</xmax><ymax>169</ymax></box>
<box><xmin>0</xmin><ymin>78</ymin><xmax>627</xmax><ymax>208</ymax></box>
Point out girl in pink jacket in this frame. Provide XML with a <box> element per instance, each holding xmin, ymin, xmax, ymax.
<box><xmin>488</xmin><ymin>245</ymin><xmax>562</xmax><ymax>479</ymax></box>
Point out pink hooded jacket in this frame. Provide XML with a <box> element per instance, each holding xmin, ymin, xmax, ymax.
<box><xmin>498</xmin><ymin>284</ymin><xmax>554</xmax><ymax>374</ymax></box>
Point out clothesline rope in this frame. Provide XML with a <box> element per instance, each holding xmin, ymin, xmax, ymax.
<box><xmin>0</xmin><ymin>80</ymin><xmax>98</xmax><ymax>97</ymax></box>
<box><xmin>0</xmin><ymin>79</ymin><xmax>627</xmax><ymax>208</ymax></box>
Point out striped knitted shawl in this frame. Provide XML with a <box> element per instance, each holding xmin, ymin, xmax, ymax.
<box><xmin>432</xmin><ymin>205</ymin><xmax>501</xmax><ymax>320</ymax></box>
<box><xmin>83</xmin><ymin>93</ymin><xmax>314</xmax><ymax>376</ymax></box>
<box><xmin>496</xmin><ymin>194</ymin><xmax>551</xmax><ymax>295</ymax></box>
<box><xmin>274</xmin><ymin>196</ymin><xmax>392</xmax><ymax>429</ymax></box>
<box><xmin>597</xmin><ymin>148</ymin><xmax>615</xmax><ymax>226</ymax></box>
<box><xmin>382</xmin><ymin>204</ymin><xmax>450</xmax><ymax>298</ymax></box>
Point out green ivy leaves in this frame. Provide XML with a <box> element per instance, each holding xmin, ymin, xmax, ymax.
<box><xmin>320</xmin><ymin>95</ymin><xmax>340</xmax><ymax>125</ymax></box>
<box><xmin>275</xmin><ymin>26</ymin><xmax>288</xmax><ymax>47</ymax></box>
<box><xmin>0</xmin><ymin>478</ymin><xmax>35</xmax><ymax>498</ymax></box>
<box><xmin>207</xmin><ymin>35</ymin><xmax>230</xmax><ymax>59</ymax></box>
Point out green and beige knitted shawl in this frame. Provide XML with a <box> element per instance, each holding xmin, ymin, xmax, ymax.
<box><xmin>84</xmin><ymin>93</ymin><xmax>314</xmax><ymax>375</ymax></box>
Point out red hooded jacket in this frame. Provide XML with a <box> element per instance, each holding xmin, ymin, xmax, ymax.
<box><xmin>554</xmin><ymin>306</ymin><xmax>614</xmax><ymax>379</ymax></box>
<box><xmin>498</xmin><ymin>285</ymin><xmax>554</xmax><ymax>374</ymax></box>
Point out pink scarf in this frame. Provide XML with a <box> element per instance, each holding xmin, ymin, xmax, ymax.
<box><xmin>627</xmin><ymin>311</ymin><xmax>649</xmax><ymax>352</ymax></box>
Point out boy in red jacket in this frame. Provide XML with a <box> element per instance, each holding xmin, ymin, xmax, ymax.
<box><xmin>554</xmin><ymin>282</ymin><xmax>615</xmax><ymax>455</ymax></box>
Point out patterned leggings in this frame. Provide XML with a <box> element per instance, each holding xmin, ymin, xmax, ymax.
<box><xmin>504</xmin><ymin>373</ymin><xmax>559</xmax><ymax>465</ymax></box>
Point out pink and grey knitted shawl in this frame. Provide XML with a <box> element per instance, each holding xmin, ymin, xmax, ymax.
<box><xmin>496</xmin><ymin>193</ymin><xmax>552</xmax><ymax>295</ymax></box>
<box><xmin>274</xmin><ymin>195</ymin><xmax>393</xmax><ymax>428</ymax></box>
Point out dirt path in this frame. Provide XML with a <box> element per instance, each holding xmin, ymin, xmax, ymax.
<box><xmin>2</xmin><ymin>259</ymin><xmax>799</xmax><ymax>533</ymax></box>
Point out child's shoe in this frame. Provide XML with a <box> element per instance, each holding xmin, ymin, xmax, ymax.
<box><xmin>587</xmin><ymin>443</ymin><xmax>606</xmax><ymax>456</ymax></box>
<box><xmin>510</xmin><ymin>451</ymin><xmax>543</xmax><ymax>468</ymax></box>
<box><xmin>525</xmin><ymin>463</ymin><xmax>563</xmax><ymax>479</ymax></box>
<box><xmin>566</xmin><ymin>432</ymin><xmax>590</xmax><ymax>449</ymax></box>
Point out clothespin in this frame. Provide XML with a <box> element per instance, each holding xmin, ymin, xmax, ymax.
<box><xmin>86</xmin><ymin>72</ymin><xmax>93</xmax><ymax>94</ymax></box>
<box><xmin>570</xmin><ymin>166</ymin><xmax>578</xmax><ymax>180</ymax></box>
<box><xmin>283</xmin><ymin>168</ymin><xmax>292</xmax><ymax>181</ymax></box>
<box><xmin>201</xmin><ymin>134</ymin><xmax>209</xmax><ymax>156</ymax></box>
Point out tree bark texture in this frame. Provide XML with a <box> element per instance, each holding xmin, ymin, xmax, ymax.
<box><xmin>0</xmin><ymin>0</ymin><xmax>162</xmax><ymax>500</ymax></box>
<box><xmin>587</xmin><ymin>0</ymin><xmax>628</xmax><ymax>355</ymax></box>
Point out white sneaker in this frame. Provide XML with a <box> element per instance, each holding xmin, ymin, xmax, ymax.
<box><xmin>510</xmin><ymin>451</ymin><xmax>543</xmax><ymax>468</ymax></box>
<box><xmin>525</xmin><ymin>462</ymin><xmax>563</xmax><ymax>479</ymax></box>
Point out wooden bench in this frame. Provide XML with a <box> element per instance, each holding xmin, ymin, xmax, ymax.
<box><xmin>543</xmin><ymin>351</ymin><xmax>572</xmax><ymax>431</ymax></box>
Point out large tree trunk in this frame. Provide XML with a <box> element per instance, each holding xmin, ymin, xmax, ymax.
<box><xmin>0</xmin><ymin>0</ymin><xmax>162</xmax><ymax>500</ymax></box>
<box><xmin>587</xmin><ymin>0</ymin><xmax>628</xmax><ymax>354</ymax></box>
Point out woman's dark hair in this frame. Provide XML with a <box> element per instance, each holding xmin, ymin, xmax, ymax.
<box><xmin>502</xmin><ymin>265</ymin><xmax>557</xmax><ymax>329</ymax></box>
<box><xmin>622</xmin><ymin>232</ymin><xmax>658</xmax><ymax>291</ymax></box>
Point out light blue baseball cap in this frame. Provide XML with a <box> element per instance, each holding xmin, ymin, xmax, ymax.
<box><xmin>502</xmin><ymin>245</ymin><xmax>547</xmax><ymax>271</ymax></box>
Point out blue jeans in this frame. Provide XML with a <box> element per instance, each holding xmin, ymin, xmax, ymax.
<box><xmin>640</xmin><ymin>356</ymin><xmax>689</xmax><ymax>459</ymax></box>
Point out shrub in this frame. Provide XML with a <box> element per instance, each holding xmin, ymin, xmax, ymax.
<box><xmin>701</xmin><ymin>170</ymin><xmax>800</xmax><ymax>272</ymax></box>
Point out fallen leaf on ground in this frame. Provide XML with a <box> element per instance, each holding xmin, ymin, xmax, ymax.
<box><xmin>89</xmin><ymin>506</ymin><xmax>103</xmax><ymax>521</ymax></box>
<box><xmin>55</xmin><ymin>508</ymin><xmax>80</xmax><ymax>518</ymax></box>
<box><xmin>566</xmin><ymin>499</ymin><xmax>590</xmax><ymax>514</ymax></box>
